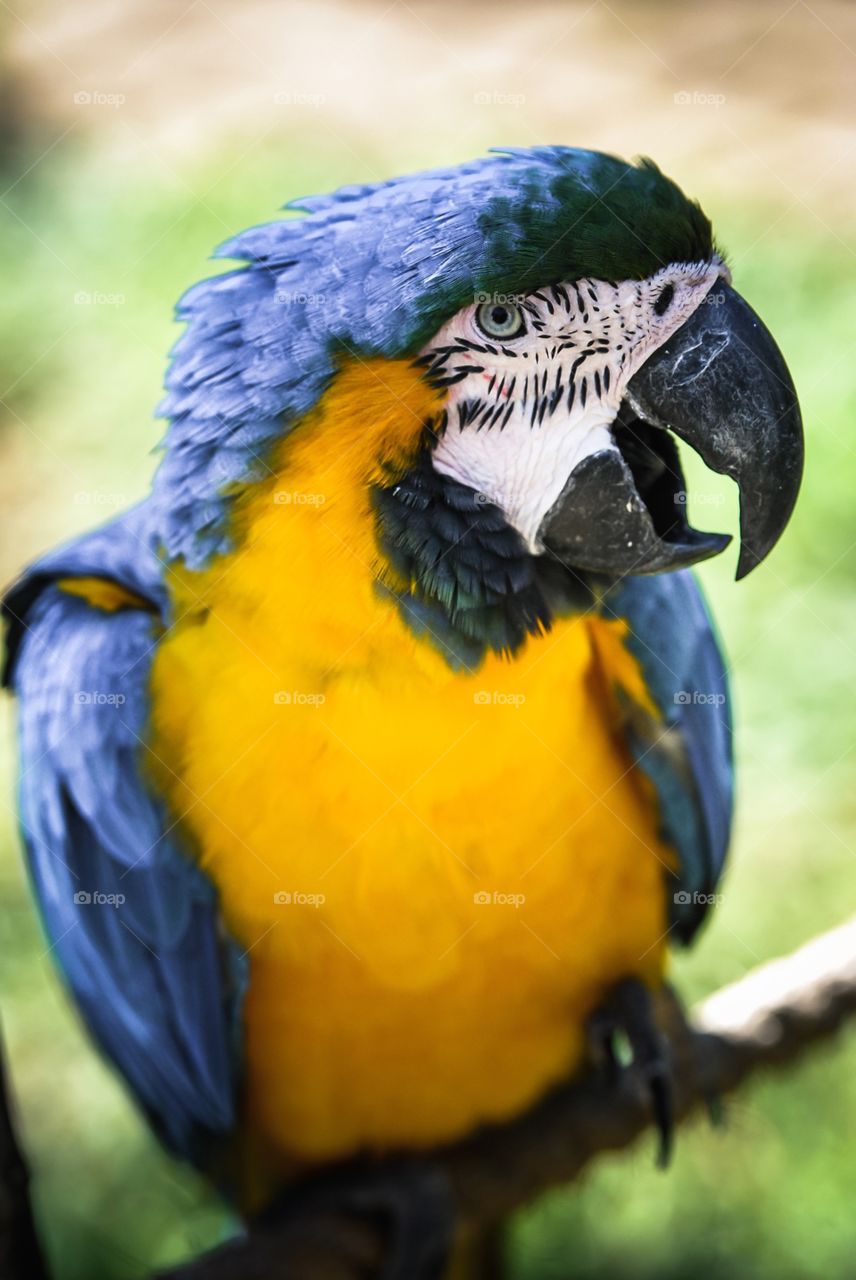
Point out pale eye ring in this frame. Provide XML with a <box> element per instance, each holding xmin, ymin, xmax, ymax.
<box><xmin>474</xmin><ymin>300</ymin><xmax>526</xmax><ymax>341</ymax></box>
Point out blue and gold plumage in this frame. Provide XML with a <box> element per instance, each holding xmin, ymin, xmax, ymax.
<box><xmin>3</xmin><ymin>147</ymin><xmax>801</xmax><ymax>1251</ymax></box>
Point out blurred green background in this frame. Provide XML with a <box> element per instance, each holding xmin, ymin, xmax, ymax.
<box><xmin>1</xmin><ymin>1</ymin><xmax>855</xmax><ymax>1276</ymax></box>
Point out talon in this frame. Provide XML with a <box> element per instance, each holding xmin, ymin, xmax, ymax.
<box><xmin>649</xmin><ymin>1067</ymin><xmax>673</xmax><ymax>1168</ymax></box>
<box><xmin>588</xmin><ymin>977</ymin><xmax>675</xmax><ymax>1166</ymax></box>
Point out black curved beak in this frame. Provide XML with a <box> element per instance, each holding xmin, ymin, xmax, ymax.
<box><xmin>539</xmin><ymin>282</ymin><xmax>804</xmax><ymax>580</ymax></box>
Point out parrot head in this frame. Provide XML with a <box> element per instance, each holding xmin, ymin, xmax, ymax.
<box><xmin>157</xmin><ymin>146</ymin><xmax>802</xmax><ymax>655</ymax></box>
<box><xmin>419</xmin><ymin>258</ymin><xmax>801</xmax><ymax>583</ymax></box>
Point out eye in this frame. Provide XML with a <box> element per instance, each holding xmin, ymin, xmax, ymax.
<box><xmin>653</xmin><ymin>283</ymin><xmax>675</xmax><ymax>317</ymax></box>
<box><xmin>474</xmin><ymin>300</ymin><xmax>526</xmax><ymax>340</ymax></box>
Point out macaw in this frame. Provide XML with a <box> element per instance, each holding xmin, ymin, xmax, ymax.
<box><xmin>3</xmin><ymin>147</ymin><xmax>802</xmax><ymax>1276</ymax></box>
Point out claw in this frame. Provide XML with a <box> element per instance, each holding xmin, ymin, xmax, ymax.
<box><xmin>587</xmin><ymin>977</ymin><xmax>675</xmax><ymax>1166</ymax></box>
<box><xmin>649</xmin><ymin>1068</ymin><xmax>674</xmax><ymax>1168</ymax></box>
<box><xmin>659</xmin><ymin>987</ymin><xmax>727</xmax><ymax>1136</ymax></box>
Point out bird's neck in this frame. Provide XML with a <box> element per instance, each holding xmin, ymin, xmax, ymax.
<box><xmin>162</xmin><ymin>355</ymin><xmax>587</xmax><ymax>676</ymax></box>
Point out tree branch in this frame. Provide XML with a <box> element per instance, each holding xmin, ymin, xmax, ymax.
<box><xmin>159</xmin><ymin>915</ymin><xmax>856</xmax><ymax>1279</ymax></box>
<box><xmin>3</xmin><ymin>921</ymin><xmax>856</xmax><ymax>1280</ymax></box>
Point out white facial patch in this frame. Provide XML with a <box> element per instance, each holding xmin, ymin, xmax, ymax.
<box><xmin>421</xmin><ymin>260</ymin><xmax>726</xmax><ymax>551</ymax></box>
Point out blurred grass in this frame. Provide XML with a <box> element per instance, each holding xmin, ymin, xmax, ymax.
<box><xmin>1</xmin><ymin>134</ymin><xmax>855</xmax><ymax>1278</ymax></box>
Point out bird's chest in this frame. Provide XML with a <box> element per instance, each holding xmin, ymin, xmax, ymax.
<box><xmin>151</xmin><ymin>594</ymin><xmax>661</xmax><ymax>971</ymax></box>
<box><xmin>149</xmin><ymin>587</ymin><xmax>671</xmax><ymax>1160</ymax></box>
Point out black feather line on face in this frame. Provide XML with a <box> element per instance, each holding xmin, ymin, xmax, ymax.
<box><xmin>418</xmin><ymin>274</ymin><xmax>635</xmax><ymax>435</ymax></box>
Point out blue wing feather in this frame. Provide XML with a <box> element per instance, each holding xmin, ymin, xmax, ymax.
<box><xmin>602</xmin><ymin>570</ymin><xmax>733</xmax><ymax>942</ymax></box>
<box><xmin>5</xmin><ymin>517</ymin><xmax>244</xmax><ymax>1162</ymax></box>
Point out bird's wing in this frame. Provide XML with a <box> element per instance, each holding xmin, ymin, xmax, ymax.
<box><xmin>3</xmin><ymin>511</ymin><xmax>245</xmax><ymax>1161</ymax></box>
<box><xmin>596</xmin><ymin>570</ymin><xmax>733</xmax><ymax>943</ymax></box>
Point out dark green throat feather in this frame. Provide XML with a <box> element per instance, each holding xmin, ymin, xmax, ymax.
<box><xmin>372</xmin><ymin>440</ymin><xmax>591</xmax><ymax>669</ymax></box>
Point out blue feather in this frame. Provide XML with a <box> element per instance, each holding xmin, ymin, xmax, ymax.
<box><xmin>603</xmin><ymin>571</ymin><xmax>734</xmax><ymax>941</ymax></box>
<box><xmin>4</xmin><ymin>514</ymin><xmax>244</xmax><ymax>1162</ymax></box>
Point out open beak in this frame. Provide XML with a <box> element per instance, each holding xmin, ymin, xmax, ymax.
<box><xmin>538</xmin><ymin>282</ymin><xmax>804</xmax><ymax>579</ymax></box>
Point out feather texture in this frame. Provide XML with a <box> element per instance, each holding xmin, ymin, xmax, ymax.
<box><xmin>4</xmin><ymin>513</ymin><xmax>245</xmax><ymax>1161</ymax></box>
<box><xmin>602</xmin><ymin>571</ymin><xmax>733</xmax><ymax>941</ymax></box>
